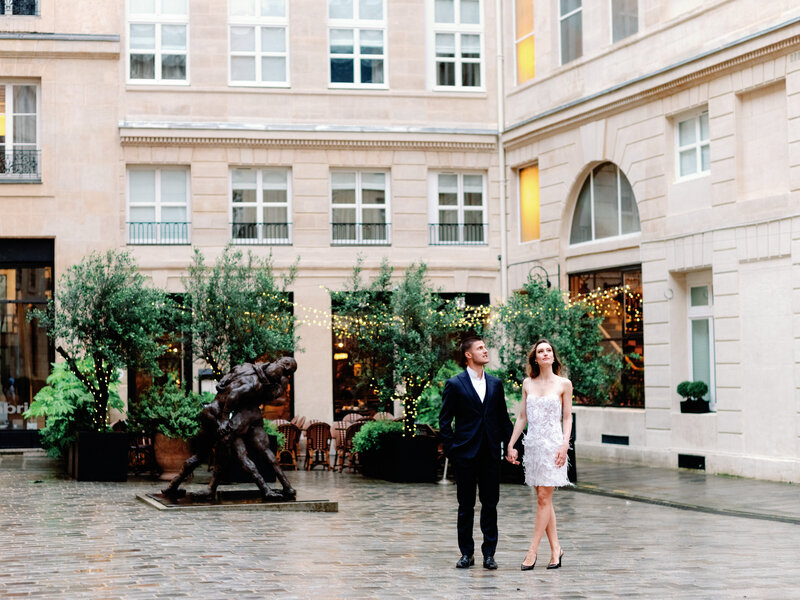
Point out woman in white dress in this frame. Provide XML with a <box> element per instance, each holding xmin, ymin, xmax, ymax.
<box><xmin>506</xmin><ymin>339</ymin><xmax>573</xmax><ymax>571</ymax></box>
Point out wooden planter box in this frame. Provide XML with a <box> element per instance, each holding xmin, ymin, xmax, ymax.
<box><xmin>68</xmin><ymin>431</ymin><xmax>129</xmax><ymax>482</ymax></box>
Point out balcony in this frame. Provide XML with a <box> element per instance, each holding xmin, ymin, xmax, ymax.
<box><xmin>230</xmin><ymin>222</ymin><xmax>292</xmax><ymax>245</ymax></box>
<box><xmin>0</xmin><ymin>149</ymin><xmax>41</xmax><ymax>181</ymax></box>
<box><xmin>331</xmin><ymin>222</ymin><xmax>391</xmax><ymax>246</ymax></box>
<box><xmin>429</xmin><ymin>223</ymin><xmax>487</xmax><ymax>245</ymax></box>
<box><xmin>0</xmin><ymin>0</ymin><xmax>38</xmax><ymax>15</ymax></box>
<box><xmin>127</xmin><ymin>222</ymin><xmax>190</xmax><ymax>245</ymax></box>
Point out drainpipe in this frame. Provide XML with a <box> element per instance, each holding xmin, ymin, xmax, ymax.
<box><xmin>495</xmin><ymin>0</ymin><xmax>509</xmax><ymax>301</ymax></box>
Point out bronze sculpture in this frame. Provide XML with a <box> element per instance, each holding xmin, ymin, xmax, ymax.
<box><xmin>162</xmin><ymin>357</ymin><xmax>297</xmax><ymax>501</ymax></box>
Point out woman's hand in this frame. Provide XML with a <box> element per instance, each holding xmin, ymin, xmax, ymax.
<box><xmin>506</xmin><ymin>447</ymin><xmax>519</xmax><ymax>465</ymax></box>
<box><xmin>554</xmin><ymin>443</ymin><xmax>568</xmax><ymax>468</ymax></box>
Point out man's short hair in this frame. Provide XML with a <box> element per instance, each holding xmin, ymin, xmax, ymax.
<box><xmin>459</xmin><ymin>335</ymin><xmax>483</xmax><ymax>367</ymax></box>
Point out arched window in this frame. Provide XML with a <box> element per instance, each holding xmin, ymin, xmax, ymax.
<box><xmin>570</xmin><ymin>162</ymin><xmax>640</xmax><ymax>244</ymax></box>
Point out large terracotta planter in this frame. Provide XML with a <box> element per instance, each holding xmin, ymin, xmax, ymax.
<box><xmin>153</xmin><ymin>433</ymin><xmax>192</xmax><ymax>481</ymax></box>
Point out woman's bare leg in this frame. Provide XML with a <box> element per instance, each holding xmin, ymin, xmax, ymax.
<box><xmin>545</xmin><ymin>503</ymin><xmax>561</xmax><ymax>563</ymax></box>
<box><xmin>523</xmin><ymin>486</ymin><xmax>554</xmax><ymax>565</ymax></box>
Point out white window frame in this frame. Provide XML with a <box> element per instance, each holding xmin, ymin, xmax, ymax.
<box><xmin>686</xmin><ymin>272</ymin><xmax>716</xmax><ymax>410</ymax></box>
<box><xmin>330</xmin><ymin>170</ymin><xmax>391</xmax><ymax>245</ymax></box>
<box><xmin>229</xmin><ymin>167</ymin><xmax>292</xmax><ymax>245</ymax></box>
<box><xmin>126</xmin><ymin>166</ymin><xmax>191</xmax><ymax>244</ymax></box>
<box><xmin>610</xmin><ymin>0</ymin><xmax>638</xmax><ymax>44</ymax></box>
<box><xmin>127</xmin><ymin>0</ymin><xmax>190</xmax><ymax>85</ymax></box>
<box><xmin>428</xmin><ymin>0</ymin><xmax>485</xmax><ymax>92</ymax></box>
<box><xmin>558</xmin><ymin>0</ymin><xmax>582</xmax><ymax>65</ymax></box>
<box><xmin>228</xmin><ymin>0</ymin><xmax>290</xmax><ymax>87</ymax></box>
<box><xmin>675</xmin><ymin>109</ymin><xmax>710</xmax><ymax>181</ymax></box>
<box><xmin>428</xmin><ymin>171</ymin><xmax>487</xmax><ymax>245</ymax></box>
<box><xmin>0</xmin><ymin>82</ymin><xmax>40</xmax><ymax>180</ymax></box>
<box><xmin>569</xmin><ymin>163</ymin><xmax>641</xmax><ymax>246</ymax></box>
<box><xmin>2</xmin><ymin>0</ymin><xmax>38</xmax><ymax>16</ymax></box>
<box><xmin>328</xmin><ymin>0</ymin><xmax>388</xmax><ymax>89</ymax></box>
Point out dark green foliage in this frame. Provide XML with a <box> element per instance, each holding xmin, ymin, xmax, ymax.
<box><xmin>333</xmin><ymin>259</ymin><xmax>476</xmax><ymax>436</ymax></box>
<box><xmin>677</xmin><ymin>380</ymin><xmax>708</xmax><ymax>400</ymax></box>
<box><xmin>351</xmin><ymin>419</ymin><xmax>403</xmax><ymax>454</ymax></box>
<box><xmin>129</xmin><ymin>375</ymin><xmax>211</xmax><ymax>440</ymax></box>
<box><xmin>263</xmin><ymin>420</ymin><xmax>285</xmax><ymax>448</ymax></box>
<box><xmin>29</xmin><ymin>250</ymin><xmax>167</xmax><ymax>429</ymax></box>
<box><xmin>24</xmin><ymin>361</ymin><xmax>122</xmax><ymax>458</ymax></box>
<box><xmin>492</xmin><ymin>276</ymin><xmax>621</xmax><ymax>404</ymax></box>
<box><xmin>184</xmin><ymin>247</ymin><xmax>298</xmax><ymax>377</ymax></box>
<box><xmin>416</xmin><ymin>360</ymin><xmax>463</xmax><ymax>426</ymax></box>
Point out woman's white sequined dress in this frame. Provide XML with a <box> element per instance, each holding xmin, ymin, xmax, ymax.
<box><xmin>522</xmin><ymin>394</ymin><xmax>571</xmax><ymax>487</ymax></box>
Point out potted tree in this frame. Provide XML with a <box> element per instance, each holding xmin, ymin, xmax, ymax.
<box><xmin>28</xmin><ymin>250</ymin><xmax>168</xmax><ymax>481</ymax></box>
<box><xmin>333</xmin><ymin>259</ymin><xmax>482</xmax><ymax>483</ymax></box>
<box><xmin>130</xmin><ymin>376</ymin><xmax>211</xmax><ymax>480</ymax></box>
<box><xmin>677</xmin><ymin>381</ymin><xmax>710</xmax><ymax>413</ymax></box>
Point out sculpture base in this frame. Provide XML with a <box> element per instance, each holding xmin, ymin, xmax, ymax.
<box><xmin>137</xmin><ymin>487</ymin><xmax>337</xmax><ymax>512</ymax></box>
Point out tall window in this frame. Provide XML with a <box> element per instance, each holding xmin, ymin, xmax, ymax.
<box><xmin>570</xmin><ymin>162</ymin><xmax>640</xmax><ymax>244</ymax></box>
<box><xmin>328</xmin><ymin>0</ymin><xmax>386</xmax><ymax>86</ymax></box>
<box><xmin>0</xmin><ymin>83</ymin><xmax>38</xmax><ymax>179</ymax></box>
<box><xmin>432</xmin><ymin>0</ymin><xmax>483</xmax><ymax>89</ymax></box>
<box><xmin>559</xmin><ymin>0</ymin><xmax>582</xmax><ymax>65</ymax></box>
<box><xmin>429</xmin><ymin>172</ymin><xmax>486</xmax><ymax>245</ymax></box>
<box><xmin>127</xmin><ymin>167</ymin><xmax>190</xmax><ymax>244</ymax></box>
<box><xmin>611</xmin><ymin>0</ymin><xmax>638</xmax><ymax>42</ymax></box>
<box><xmin>687</xmin><ymin>273</ymin><xmax>715</xmax><ymax>409</ymax></box>
<box><xmin>230</xmin><ymin>167</ymin><xmax>291</xmax><ymax>245</ymax></box>
<box><xmin>519</xmin><ymin>165</ymin><xmax>539</xmax><ymax>242</ymax></box>
<box><xmin>0</xmin><ymin>0</ymin><xmax>37</xmax><ymax>15</ymax></box>
<box><xmin>676</xmin><ymin>110</ymin><xmax>710</xmax><ymax>179</ymax></box>
<box><xmin>128</xmin><ymin>0</ymin><xmax>189</xmax><ymax>83</ymax></box>
<box><xmin>569</xmin><ymin>266</ymin><xmax>643</xmax><ymax>407</ymax></box>
<box><xmin>331</xmin><ymin>171</ymin><xmax>390</xmax><ymax>245</ymax></box>
<box><xmin>229</xmin><ymin>0</ymin><xmax>288</xmax><ymax>86</ymax></box>
<box><xmin>515</xmin><ymin>0</ymin><xmax>534</xmax><ymax>84</ymax></box>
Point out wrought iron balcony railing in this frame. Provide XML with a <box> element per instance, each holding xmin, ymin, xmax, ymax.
<box><xmin>230</xmin><ymin>222</ymin><xmax>292</xmax><ymax>245</ymax></box>
<box><xmin>429</xmin><ymin>223</ymin><xmax>487</xmax><ymax>245</ymax></box>
<box><xmin>0</xmin><ymin>149</ymin><xmax>41</xmax><ymax>180</ymax></box>
<box><xmin>331</xmin><ymin>222</ymin><xmax>391</xmax><ymax>245</ymax></box>
<box><xmin>0</xmin><ymin>0</ymin><xmax>38</xmax><ymax>15</ymax></box>
<box><xmin>127</xmin><ymin>222</ymin><xmax>190</xmax><ymax>245</ymax></box>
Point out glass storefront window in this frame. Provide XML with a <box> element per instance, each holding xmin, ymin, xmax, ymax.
<box><xmin>0</xmin><ymin>264</ymin><xmax>53</xmax><ymax>432</ymax></box>
<box><xmin>569</xmin><ymin>265</ymin><xmax>643</xmax><ymax>408</ymax></box>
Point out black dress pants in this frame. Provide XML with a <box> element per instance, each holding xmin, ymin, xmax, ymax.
<box><xmin>453</xmin><ymin>439</ymin><xmax>500</xmax><ymax>558</ymax></box>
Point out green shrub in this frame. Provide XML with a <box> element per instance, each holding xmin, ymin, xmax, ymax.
<box><xmin>352</xmin><ymin>419</ymin><xmax>403</xmax><ymax>454</ymax></box>
<box><xmin>24</xmin><ymin>361</ymin><xmax>122</xmax><ymax>459</ymax></box>
<box><xmin>263</xmin><ymin>419</ymin><xmax>285</xmax><ymax>449</ymax></box>
<box><xmin>677</xmin><ymin>380</ymin><xmax>708</xmax><ymax>400</ymax></box>
<box><xmin>132</xmin><ymin>377</ymin><xmax>211</xmax><ymax>440</ymax></box>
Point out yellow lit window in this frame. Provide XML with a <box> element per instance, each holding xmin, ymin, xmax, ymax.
<box><xmin>519</xmin><ymin>165</ymin><xmax>539</xmax><ymax>242</ymax></box>
<box><xmin>515</xmin><ymin>0</ymin><xmax>534</xmax><ymax>84</ymax></box>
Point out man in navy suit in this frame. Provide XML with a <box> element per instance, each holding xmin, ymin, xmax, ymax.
<box><xmin>439</xmin><ymin>336</ymin><xmax>513</xmax><ymax>570</ymax></box>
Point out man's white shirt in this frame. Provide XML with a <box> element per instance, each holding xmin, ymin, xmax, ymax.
<box><xmin>466</xmin><ymin>366</ymin><xmax>486</xmax><ymax>402</ymax></box>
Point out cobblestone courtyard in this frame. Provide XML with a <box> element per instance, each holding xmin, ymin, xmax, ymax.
<box><xmin>1</xmin><ymin>453</ymin><xmax>799</xmax><ymax>599</ymax></box>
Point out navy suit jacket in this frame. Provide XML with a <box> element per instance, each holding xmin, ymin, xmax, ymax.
<box><xmin>439</xmin><ymin>370</ymin><xmax>513</xmax><ymax>461</ymax></box>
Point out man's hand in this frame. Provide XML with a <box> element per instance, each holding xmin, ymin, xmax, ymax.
<box><xmin>506</xmin><ymin>447</ymin><xmax>519</xmax><ymax>465</ymax></box>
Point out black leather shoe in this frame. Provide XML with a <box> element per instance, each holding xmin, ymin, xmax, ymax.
<box><xmin>547</xmin><ymin>549</ymin><xmax>564</xmax><ymax>569</ymax></box>
<box><xmin>456</xmin><ymin>554</ymin><xmax>474</xmax><ymax>569</ymax></box>
<box><xmin>483</xmin><ymin>556</ymin><xmax>498</xmax><ymax>570</ymax></box>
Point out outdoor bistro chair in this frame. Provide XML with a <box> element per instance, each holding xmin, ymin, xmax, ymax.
<box><xmin>291</xmin><ymin>415</ymin><xmax>307</xmax><ymax>430</ymax></box>
<box><xmin>373</xmin><ymin>412</ymin><xmax>394</xmax><ymax>421</ymax></box>
<box><xmin>276</xmin><ymin>422</ymin><xmax>301</xmax><ymax>470</ymax></box>
<box><xmin>338</xmin><ymin>420</ymin><xmax>365</xmax><ymax>473</ymax></box>
<box><xmin>341</xmin><ymin>412</ymin><xmax>362</xmax><ymax>427</ymax></box>
<box><xmin>273</xmin><ymin>418</ymin><xmax>290</xmax><ymax>427</ymax></box>
<box><xmin>332</xmin><ymin>421</ymin><xmax>347</xmax><ymax>471</ymax></box>
<box><xmin>304</xmin><ymin>421</ymin><xmax>333</xmax><ymax>471</ymax></box>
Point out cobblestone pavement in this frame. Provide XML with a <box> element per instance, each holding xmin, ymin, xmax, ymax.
<box><xmin>1</xmin><ymin>452</ymin><xmax>799</xmax><ymax>599</ymax></box>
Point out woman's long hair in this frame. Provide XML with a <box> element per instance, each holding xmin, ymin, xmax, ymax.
<box><xmin>526</xmin><ymin>339</ymin><xmax>563</xmax><ymax>378</ymax></box>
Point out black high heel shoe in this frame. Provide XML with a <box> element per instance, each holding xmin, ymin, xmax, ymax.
<box><xmin>521</xmin><ymin>555</ymin><xmax>536</xmax><ymax>571</ymax></box>
<box><xmin>546</xmin><ymin>549</ymin><xmax>564</xmax><ymax>569</ymax></box>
